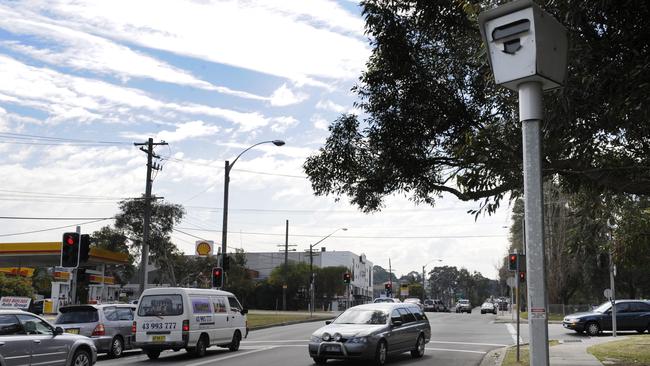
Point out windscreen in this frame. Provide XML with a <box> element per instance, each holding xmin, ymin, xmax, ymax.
<box><xmin>333</xmin><ymin>309</ymin><xmax>388</xmax><ymax>325</ymax></box>
<box><xmin>593</xmin><ymin>302</ymin><xmax>611</xmax><ymax>313</ymax></box>
<box><xmin>138</xmin><ymin>295</ymin><xmax>183</xmax><ymax>316</ymax></box>
<box><xmin>56</xmin><ymin>308</ymin><xmax>99</xmax><ymax>324</ymax></box>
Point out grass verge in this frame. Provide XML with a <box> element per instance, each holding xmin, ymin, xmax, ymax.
<box><xmin>587</xmin><ymin>335</ymin><xmax>650</xmax><ymax>366</ymax></box>
<box><xmin>247</xmin><ymin>313</ymin><xmax>330</xmax><ymax>328</ymax></box>
<box><xmin>519</xmin><ymin>312</ymin><xmax>565</xmax><ymax>321</ymax></box>
<box><xmin>502</xmin><ymin>340</ymin><xmax>560</xmax><ymax>366</ymax></box>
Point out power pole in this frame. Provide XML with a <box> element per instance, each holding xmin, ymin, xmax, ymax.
<box><xmin>283</xmin><ymin>220</ymin><xmax>288</xmax><ymax>311</ymax></box>
<box><xmin>388</xmin><ymin>258</ymin><xmax>392</xmax><ymax>297</ymax></box>
<box><xmin>134</xmin><ymin>138</ymin><xmax>168</xmax><ymax>295</ymax></box>
<box><xmin>422</xmin><ymin>266</ymin><xmax>426</xmax><ymax>303</ymax></box>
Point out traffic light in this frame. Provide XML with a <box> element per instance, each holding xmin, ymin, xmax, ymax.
<box><xmin>519</xmin><ymin>271</ymin><xmax>526</xmax><ymax>282</ymax></box>
<box><xmin>80</xmin><ymin>234</ymin><xmax>91</xmax><ymax>263</ymax></box>
<box><xmin>343</xmin><ymin>272</ymin><xmax>351</xmax><ymax>284</ymax></box>
<box><xmin>384</xmin><ymin>283</ymin><xmax>392</xmax><ymax>291</ymax></box>
<box><xmin>508</xmin><ymin>253</ymin><xmax>518</xmax><ymax>271</ymax></box>
<box><xmin>212</xmin><ymin>267</ymin><xmax>224</xmax><ymax>288</ymax></box>
<box><xmin>61</xmin><ymin>232</ymin><xmax>80</xmax><ymax>268</ymax></box>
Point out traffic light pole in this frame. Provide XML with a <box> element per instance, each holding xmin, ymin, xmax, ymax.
<box><xmin>70</xmin><ymin>226</ymin><xmax>81</xmax><ymax>304</ymax></box>
<box><xmin>515</xmin><ymin>249</ymin><xmax>521</xmax><ymax>362</ymax></box>
<box><xmin>283</xmin><ymin>220</ymin><xmax>288</xmax><ymax>311</ymax></box>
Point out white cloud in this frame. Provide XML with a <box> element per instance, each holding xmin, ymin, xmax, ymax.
<box><xmin>269</xmin><ymin>84</ymin><xmax>309</xmax><ymax>107</ymax></box>
<box><xmin>311</xmin><ymin>114</ymin><xmax>330</xmax><ymax>131</ymax></box>
<box><xmin>0</xmin><ymin>4</ymin><xmax>267</xmax><ymax>101</ymax></box>
<box><xmin>7</xmin><ymin>0</ymin><xmax>370</xmax><ymax>84</ymax></box>
<box><xmin>270</xmin><ymin>116</ymin><xmax>299</xmax><ymax>133</ymax></box>
<box><xmin>122</xmin><ymin>120</ymin><xmax>220</xmax><ymax>143</ymax></box>
<box><xmin>316</xmin><ymin>99</ymin><xmax>346</xmax><ymax>113</ymax></box>
<box><xmin>0</xmin><ymin>55</ymin><xmax>269</xmax><ymax>130</ymax></box>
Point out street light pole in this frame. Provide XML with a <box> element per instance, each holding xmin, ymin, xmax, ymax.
<box><xmin>220</xmin><ymin>140</ymin><xmax>285</xmax><ymax>288</ymax></box>
<box><xmin>308</xmin><ymin>228</ymin><xmax>347</xmax><ymax>317</ymax></box>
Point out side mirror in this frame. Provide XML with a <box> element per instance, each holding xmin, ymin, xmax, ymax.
<box><xmin>325</xmin><ymin>320</ymin><xmax>332</xmax><ymax>325</ymax></box>
<box><xmin>54</xmin><ymin>327</ymin><xmax>64</xmax><ymax>336</ymax></box>
<box><xmin>241</xmin><ymin>308</ymin><xmax>248</xmax><ymax>315</ymax></box>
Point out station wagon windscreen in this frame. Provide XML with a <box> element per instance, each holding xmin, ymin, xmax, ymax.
<box><xmin>56</xmin><ymin>308</ymin><xmax>99</xmax><ymax>324</ymax></box>
<box><xmin>138</xmin><ymin>295</ymin><xmax>183</xmax><ymax>316</ymax></box>
<box><xmin>334</xmin><ymin>309</ymin><xmax>389</xmax><ymax>325</ymax></box>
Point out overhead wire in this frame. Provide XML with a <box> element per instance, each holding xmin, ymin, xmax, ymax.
<box><xmin>0</xmin><ymin>218</ymin><xmax>114</xmax><ymax>238</ymax></box>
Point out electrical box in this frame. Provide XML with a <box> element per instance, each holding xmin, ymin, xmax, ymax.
<box><xmin>478</xmin><ymin>0</ymin><xmax>568</xmax><ymax>91</ymax></box>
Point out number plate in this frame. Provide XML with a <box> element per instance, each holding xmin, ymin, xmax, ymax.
<box><xmin>325</xmin><ymin>345</ymin><xmax>340</xmax><ymax>353</ymax></box>
<box><xmin>65</xmin><ymin>328</ymin><xmax>80</xmax><ymax>334</ymax></box>
<box><xmin>152</xmin><ymin>335</ymin><xmax>166</xmax><ymax>342</ymax></box>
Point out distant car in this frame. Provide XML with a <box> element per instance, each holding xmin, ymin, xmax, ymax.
<box><xmin>55</xmin><ymin>304</ymin><xmax>137</xmax><ymax>358</ymax></box>
<box><xmin>403</xmin><ymin>298</ymin><xmax>424</xmax><ymax>311</ymax></box>
<box><xmin>562</xmin><ymin>300</ymin><xmax>650</xmax><ymax>336</ymax></box>
<box><xmin>497</xmin><ymin>299</ymin><xmax>509</xmax><ymax>311</ymax></box>
<box><xmin>0</xmin><ymin>309</ymin><xmax>97</xmax><ymax>366</ymax></box>
<box><xmin>423</xmin><ymin>299</ymin><xmax>436</xmax><ymax>312</ymax></box>
<box><xmin>480</xmin><ymin>302</ymin><xmax>497</xmax><ymax>314</ymax></box>
<box><xmin>373</xmin><ymin>298</ymin><xmax>401</xmax><ymax>303</ymax></box>
<box><xmin>456</xmin><ymin>299</ymin><xmax>472</xmax><ymax>313</ymax></box>
<box><xmin>308</xmin><ymin>303</ymin><xmax>430</xmax><ymax>365</ymax></box>
<box><xmin>432</xmin><ymin>299</ymin><xmax>449</xmax><ymax>312</ymax></box>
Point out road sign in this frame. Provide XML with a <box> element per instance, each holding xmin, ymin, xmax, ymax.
<box><xmin>507</xmin><ymin>277</ymin><xmax>516</xmax><ymax>287</ymax></box>
<box><xmin>195</xmin><ymin>240</ymin><xmax>214</xmax><ymax>256</ymax></box>
<box><xmin>603</xmin><ymin>288</ymin><xmax>612</xmax><ymax>299</ymax></box>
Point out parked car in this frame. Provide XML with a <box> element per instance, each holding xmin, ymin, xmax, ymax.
<box><xmin>433</xmin><ymin>299</ymin><xmax>449</xmax><ymax>312</ymax></box>
<box><xmin>423</xmin><ymin>299</ymin><xmax>436</xmax><ymax>312</ymax></box>
<box><xmin>496</xmin><ymin>299</ymin><xmax>509</xmax><ymax>311</ymax></box>
<box><xmin>0</xmin><ymin>309</ymin><xmax>97</xmax><ymax>366</ymax></box>
<box><xmin>373</xmin><ymin>298</ymin><xmax>401</xmax><ymax>303</ymax></box>
<box><xmin>562</xmin><ymin>300</ymin><xmax>650</xmax><ymax>336</ymax></box>
<box><xmin>455</xmin><ymin>299</ymin><xmax>472</xmax><ymax>313</ymax></box>
<box><xmin>133</xmin><ymin>287</ymin><xmax>248</xmax><ymax>360</ymax></box>
<box><xmin>403</xmin><ymin>298</ymin><xmax>424</xmax><ymax>311</ymax></box>
<box><xmin>55</xmin><ymin>304</ymin><xmax>137</xmax><ymax>358</ymax></box>
<box><xmin>480</xmin><ymin>302</ymin><xmax>497</xmax><ymax>314</ymax></box>
<box><xmin>308</xmin><ymin>303</ymin><xmax>431</xmax><ymax>365</ymax></box>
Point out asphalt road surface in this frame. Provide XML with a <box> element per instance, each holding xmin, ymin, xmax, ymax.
<box><xmin>94</xmin><ymin>309</ymin><xmax>581</xmax><ymax>366</ymax></box>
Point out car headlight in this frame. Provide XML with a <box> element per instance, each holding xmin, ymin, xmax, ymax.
<box><xmin>322</xmin><ymin>332</ymin><xmax>331</xmax><ymax>341</ymax></box>
<box><xmin>310</xmin><ymin>335</ymin><xmax>321</xmax><ymax>342</ymax></box>
<box><xmin>333</xmin><ymin>333</ymin><xmax>342</xmax><ymax>342</ymax></box>
<box><xmin>570</xmin><ymin>318</ymin><xmax>580</xmax><ymax>324</ymax></box>
<box><xmin>347</xmin><ymin>336</ymin><xmax>368</xmax><ymax>344</ymax></box>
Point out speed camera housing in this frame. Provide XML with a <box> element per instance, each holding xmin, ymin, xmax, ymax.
<box><xmin>478</xmin><ymin>0</ymin><xmax>568</xmax><ymax>91</ymax></box>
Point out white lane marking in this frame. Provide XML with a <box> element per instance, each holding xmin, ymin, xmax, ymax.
<box><xmin>425</xmin><ymin>347</ymin><xmax>486</xmax><ymax>354</ymax></box>
<box><xmin>429</xmin><ymin>340</ymin><xmax>509</xmax><ymax>347</ymax></box>
<box><xmin>242</xmin><ymin>340</ymin><xmax>308</xmax><ymax>343</ymax></box>
<box><xmin>184</xmin><ymin>346</ymin><xmax>275</xmax><ymax>366</ymax></box>
<box><xmin>506</xmin><ymin>323</ymin><xmax>523</xmax><ymax>344</ymax></box>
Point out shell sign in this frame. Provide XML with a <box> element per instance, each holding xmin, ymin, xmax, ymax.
<box><xmin>195</xmin><ymin>240</ymin><xmax>214</xmax><ymax>256</ymax></box>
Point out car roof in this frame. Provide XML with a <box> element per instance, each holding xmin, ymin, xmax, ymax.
<box><xmin>141</xmin><ymin>287</ymin><xmax>236</xmax><ymax>297</ymax></box>
<box><xmin>350</xmin><ymin>303</ymin><xmax>420</xmax><ymax>311</ymax></box>
<box><xmin>0</xmin><ymin>309</ymin><xmax>30</xmax><ymax>314</ymax></box>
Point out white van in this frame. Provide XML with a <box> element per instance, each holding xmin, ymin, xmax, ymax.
<box><xmin>133</xmin><ymin>287</ymin><xmax>248</xmax><ymax>360</ymax></box>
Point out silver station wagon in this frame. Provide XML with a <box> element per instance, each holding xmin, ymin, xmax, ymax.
<box><xmin>308</xmin><ymin>303</ymin><xmax>431</xmax><ymax>366</ymax></box>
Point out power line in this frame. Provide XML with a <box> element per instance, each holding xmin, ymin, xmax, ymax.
<box><xmin>0</xmin><ymin>216</ymin><xmax>114</xmax><ymax>220</ymax></box>
<box><xmin>0</xmin><ymin>218</ymin><xmax>113</xmax><ymax>238</ymax></box>
<box><xmin>175</xmin><ymin>227</ymin><xmax>507</xmax><ymax>239</ymax></box>
<box><xmin>0</xmin><ymin>132</ymin><xmax>131</xmax><ymax>146</ymax></box>
<box><xmin>161</xmin><ymin>157</ymin><xmax>306</xmax><ymax>179</ymax></box>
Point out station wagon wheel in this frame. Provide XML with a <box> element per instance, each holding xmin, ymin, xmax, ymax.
<box><xmin>375</xmin><ymin>340</ymin><xmax>387</xmax><ymax>366</ymax></box>
<box><xmin>410</xmin><ymin>335</ymin><xmax>425</xmax><ymax>358</ymax></box>
<box><xmin>312</xmin><ymin>356</ymin><xmax>327</xmax><ymax>365</ymax></box>
<box><xmin>72</xmin><ymin>349</ymin><xmax>90</xmax><ymax>366</ymax></box>
<box><xmin>109</xmin><ymin>336</ymin><xmax>124</xmax><ymax>358</ymax></box>
<box><xmin>585</xmin><ymin>322</ymin><xmax>600</xmax><ymax>337</ymax></box>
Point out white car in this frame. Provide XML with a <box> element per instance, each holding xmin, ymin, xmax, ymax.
<box><xmin>480</xmin><ymin>302</ymin><xmax>497</xmax><ymax>314</ymax></box>
<box><xmin>133</xmin><ymin>287</ymin><xmax>248</xmax><ymax>359</ymax></box>
<box><xmin>373</xmin><ymin>298</ymin><xmax>401</xmax><ymax>303</ymax></box>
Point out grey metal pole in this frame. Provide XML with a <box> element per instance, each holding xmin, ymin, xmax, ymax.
<box><xmin>515</xmin><ymin>249</ymin><xmax>520</xmax><ymax>362</ymax></box>
<box><xmin>221</xmin><ymin>160</ymin><xmax>230</xmax><ymax>286</ymax></box>
<box><xmin>70</xmin><ymin>226</ymin><xmax>81</xmax><ymax>304</ymax></box>
<box><xmin>283</xmin><ymin>220</ymin><xmax>288</xmax><ymax>311</ymax></box>
<box><xmin>609</xmin><ymin>249</ymin><xmax>617</xmax><ymax>337</ymax></box>
<box><xmin>310</xmin><ymin>246</ymin><xmax>314</xmax><ymax>316</ymax></box>
<box><xmin>520</xmin><ymin>81</ymin><xmax>549</xmax><ymax>366</ymax></box>
<box><xmin>422</xmin><ymin>266</ymin><xmax>426</xmax><ymax>303</ymax></box>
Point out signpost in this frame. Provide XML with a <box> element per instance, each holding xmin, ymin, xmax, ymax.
<box><xmin>479</xmin><ymin>1</ymin><xmax>568</xmax><ymax>365</ymax></box>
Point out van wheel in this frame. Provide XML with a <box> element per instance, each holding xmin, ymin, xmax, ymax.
<box><xmin>192</xmin><ymin>336</ymin><xmax>208</xmax><ymax>357</ymax></box>
<box><xmin>146</xmin><ymin>350</ymin><xmax>160</xmax><ymax>360</ymax></box>
<box><xmin>228</xmin><ymin>331</ymin><xmax>241</xmax><ymax>352</ymax></box>
<box><xmin>108</xmin><ymin>336</ymin><xmax>124</xmax><ymax>358</ymax></box>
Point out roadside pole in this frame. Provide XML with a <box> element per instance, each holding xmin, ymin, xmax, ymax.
<box><xmin>609</xmin><ymin>249</ymin><xmax>617</xmax><ymax>337</ymax></box>
<box><xmin>70</xmin><ymin>225</ymin><xmax>81</xmax><ymax>304</ymax></box>
<box><xmin>515</xmin><ymin>249</ymin><xmax>521</xmax><ymax>362</ymax></box>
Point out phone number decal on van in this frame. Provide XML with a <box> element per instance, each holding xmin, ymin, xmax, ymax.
<box><xmin>196</xmin><ymin>315</ymin><xmax>214</xmax><ymax>325</ymax></box>
<box><xmin>142</xmin><ymin>322</ymin><xmax>177</xmax><ymax>330</ymax></box>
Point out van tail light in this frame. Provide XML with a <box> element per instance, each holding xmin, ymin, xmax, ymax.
<box><xmin>132</xmin><ymin>321</ymin><xmax>137</xmax><ymax>333</ymax></box>
<box><xmin>182</xmin><ymin>320</ymin><xmax>190</xmax><ymax>332</ymax></box>
<box><xmin>92</xmin><ymin>323</ymin><xmax>105</xmax><ymax>336</ymax></box>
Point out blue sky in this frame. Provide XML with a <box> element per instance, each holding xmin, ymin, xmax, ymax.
<box><xmin>0</xmin><ymin>0</ymin><xmax>511</xmax><ymax>279</ymax></box>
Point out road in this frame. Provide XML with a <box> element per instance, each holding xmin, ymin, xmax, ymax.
<box><xmin>93</xmin><ymin>309</ymin><xmax>582</xmax><ymax>366</ymax></box>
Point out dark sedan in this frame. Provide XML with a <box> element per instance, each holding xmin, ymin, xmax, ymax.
<box><xmin>308</xmin><ymin>303</ymin><xmax>431</xmax><ymax>365</ymax></box>
<box><xmin>563</xmin><ymin>300</ymin><xmax>650</xmax><ymax>336</ymax></box>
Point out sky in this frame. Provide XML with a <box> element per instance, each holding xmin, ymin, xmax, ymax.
<box><xmin>0</xmin><ymin>0</ymin><xmax>513</xmax><ymax>279</ymax></box>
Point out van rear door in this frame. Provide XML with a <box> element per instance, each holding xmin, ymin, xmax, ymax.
<box><xmin>135</xmin><ymin>294</ymin><xmax>184</xmax><ymax>344</ymax></box>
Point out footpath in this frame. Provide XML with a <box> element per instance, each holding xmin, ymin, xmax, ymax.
<box><xmin>482</xmin><ymin>311</ymin><xmax>607</xmax><ymax>366</ymax></box>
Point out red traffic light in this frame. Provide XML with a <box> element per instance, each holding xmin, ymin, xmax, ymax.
<box><xmin>519</xmin><ymin>271</ymin><xmax>526</xmax><ymax>281</ymax></box>
<box><xmin>65</xmin><ymin>235</ymin><xmax>75</xmax><ymax>246</ymax></box>
<box><xmin>213</xmin><ymin>268</ymin><xmax>222</xmax><ymax>276</ymax></box>
<box><xmin>508</xmin><ymin>253</ymin><xmax>518</xmax><ymax>271</ymax></box>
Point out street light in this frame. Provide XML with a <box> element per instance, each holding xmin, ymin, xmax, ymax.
<box><xmin>422</xmin><ymin>258</ymin><xmax>443</xmax><ymax>303</ymax></box>
<box><xmin>308</xmin><ymin>228</ymin><xmax>347</xmax><ymax>316</ymax></box>
<box><xmin>221</xmin><ymin>139</ymin><xmax>285</xmax><ymax>287</ymax></box>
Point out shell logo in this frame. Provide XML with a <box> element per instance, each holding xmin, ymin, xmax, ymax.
<box><xmin>196</xmin><ymin>241</ymin><xmax>213</xmax><ymax>256</ymax></box>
